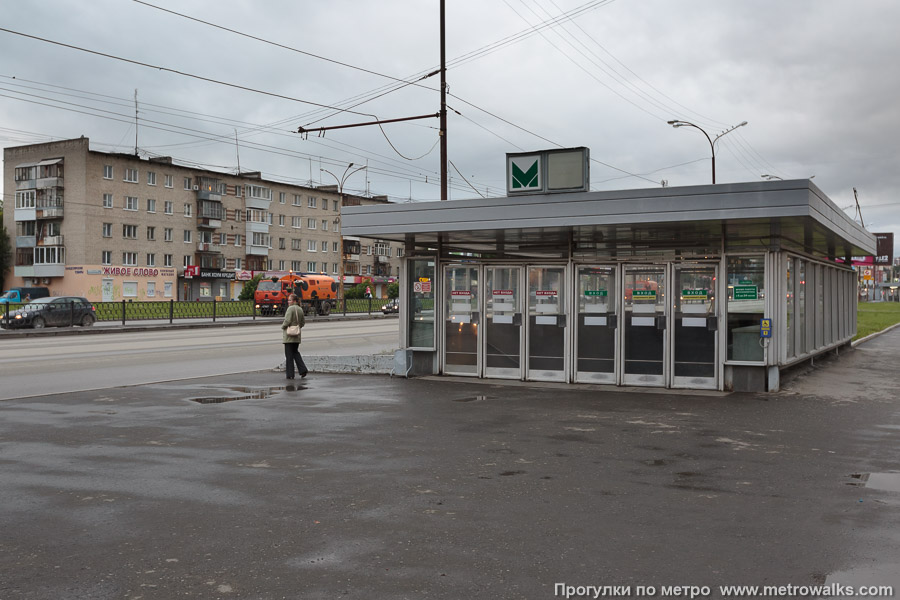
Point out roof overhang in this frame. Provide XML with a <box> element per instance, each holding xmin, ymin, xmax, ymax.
<box><xmin>342</xmin><ymin>180</ymin><xmax>876</xmax><ymax>259</ymax></box>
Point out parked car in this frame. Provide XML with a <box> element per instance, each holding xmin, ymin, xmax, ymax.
<box><xmin>381</xmin><ymin>298</ymin><xmax>399</xmax><ymax>314</ymax></box>
<box><xmin>1</xmin><ymin>296</ymin><xmax>96</xmax><ymax>329</ymax></box>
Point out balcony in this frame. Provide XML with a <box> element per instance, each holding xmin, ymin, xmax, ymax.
<box><xmin>246</xmin><ymin>244</ymin><xmax>269</xmax><ymax>257</ymax></box>
<box><xmin>198</xmin><ymin>217</ymin><xmax>223</xmax><ymax>229</ymax></box>
<box><xmin>36</xmin><ymin>196</ymin><xmax>64</xmax><ymax>219</ymax></box>
<box><xmin>197</xmin><ymin>242</ymin><xmax>218</xmax><ymax>253</ymax></box>
<box><xmin>198</xmin><ymin>254</ymin><xmax>225</xmax><ymax>270</ymax></box>
<box><xmin>16</xmin><ymin>236</ymin><xmax>36</xmax><ymax>248</ymax></box>
<box><xmin>38</xmin><ymin>235</ymin><xmax>64</xmax><ymax>246</ymax></box>
<box><xmin>198</xmin><ymin>200</ymin><xmax>224</xmax><ymax>228</ymax></box>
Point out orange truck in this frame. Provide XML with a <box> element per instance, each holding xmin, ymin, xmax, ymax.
<box><xmin>255</xmin><ymin>273</ymin><xmax>338</xmax><ymax>316</ymax></box>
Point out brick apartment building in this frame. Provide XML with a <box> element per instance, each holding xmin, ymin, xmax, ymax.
<box><xmin>3</xmin><ymin>137</ymin><xmax>403</xmax><ymax>301</ymax></box>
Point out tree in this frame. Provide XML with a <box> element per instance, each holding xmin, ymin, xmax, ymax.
<box><xmin>238</xmin><ymin>273</ymin><xmax>265</xmax><ymax>301</ymax></box>
<box><xmin>0</xmin><ymin>210</ymin><xmax>11</xmax><ymax>291</ymax></box>
<box><xmin>386</xmin><ymin>282</ymin><xmax>399</xmax><ymax>299</ymax></box>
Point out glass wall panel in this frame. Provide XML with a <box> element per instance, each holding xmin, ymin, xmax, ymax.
<box><xmin>726</xmin><ymin>256</ymin><xmax>765</xmax><ymax>362</ymax></box>
<box><xmin>816</xmin><ymin>265</ymin><xmax>824</xmax><ymax>349</ymax></box>
<box><xmin>797</xmin><ymin>260</ymin><xmax>806</xmax><ymax>355</ymax></box>
<box><xmin>444</xmin><ymin>266</ymin><xmax>479</xmax><ymax>375</ymax></box>
<box><xmin>407</xmin><ymin>258</ymin><xmax>436</xmax><ymax>348</ymax></box>
<box><xmin>576</xmin><ymin>266</ymin><xmax>617</xmax><ymax>380</ymax></box>
<box><xmin>673</xmin><ymin>264</ymin><xmax>717</xmax><ymax>381</ymax></box>
<box><xmin>527</xmin><ymin>266</ymin><xmax>566</xmax><ymax>380</ymax></box>
<box><xmin>786</xmin><ymin>257</ymin><xmax>794</xmax><ymax>358</ymax></box>
<box><xmin>623</xmin><ymin>266</ymin><xmax>666</xmax><ymax>385</ymax></box>
<box><xmin>824</xmin><ymin>268</ymin><xmax>833</xmax><ymax>346</ymax></box>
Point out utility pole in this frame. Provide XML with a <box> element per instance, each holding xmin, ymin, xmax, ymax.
<box><xmin>440</xmin><ymin>0</ymin><xmax>448</xmax><ymax>201</ymax></box>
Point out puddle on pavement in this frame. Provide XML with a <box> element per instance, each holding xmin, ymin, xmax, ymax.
<box><xmin>847</xmin><ymin>472</ymin><xmax>900</xmax><ymax>492</ymax></box>
<box><xmin>453</xmin><ymin>395</ymin><xmax>489</xmax><ymax>403</ymax></box>
<box><xmin>187</xmin><ymin>385</ymin><xmax>296</xmax><ymax>404</ymax></box>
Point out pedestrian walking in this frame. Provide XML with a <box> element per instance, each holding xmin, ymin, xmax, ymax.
<box><xmin>282</xmin><ymin>293</ymin><xmax>308</xmax><ymax>380</ymax></box>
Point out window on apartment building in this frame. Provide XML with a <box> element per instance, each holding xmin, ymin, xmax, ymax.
<box><xmin>164</xmin><ymin>200</ymin><xmax>173</xmax><ymax>214</ymax></box>
<box><xmin>365</xmin><ymin>245</ymin><xmax>372</xmax><ymax>255</ymax></box>
<box><xmin>164</xmin><ymin>228</ymin><xmax>173</xmax><ymax>242</ymax></box>
<box><xmin>164</xmin><ymin>254</ymin><xmax>173</xmax><ymax>267</ymax></box>
<box><xmin>124</xmin><ymin>168</ymin><xmax>138</xmax><ymax>183</ymax></box>
<box><xmin>123</xmin><ymin>252</ymin><xmax>137</xmax><ymax>266</ymax></box>
<box><xmin>15</xmin><ymin>191</ymin><xmax>36</xmax><ymax>209</ymax></box>
<box><xmin>278</xmin><ymin>260</ymin><xmax>285</xmax><ymax>270</ymax></box>
<box><xmin>125</xmin><ymin>196</ymin><xmax>138</xmax><ymax>211</ymax></box>
<box><xmin>278</xmin><ymin>214</ymin><xmax>285</xmax><ymax>226</ymax></box>
<box><xmin>291</xmin><ymin>239</ymin><xmax>302</xmax><ymax>250</ymax></box>
<box><xmin>307</xmin><ymin>218</ymin><xmax>316</xmax><ymax>230</ymax></box>
<box><xmin>102</xmin><ymin>223</ymin><xmax>112</xmax><ymax>238</ymax></box>
<box><xmin>123</xmin><ymin>224</ymin><xmax>138</xmax><ymax>239</ymax></box>
<box><xmin>279</xmin><ymin>192</ymin><xmax>286</xmax><ymax>204</ymax></box>
<box><xmin>234</xmin><ymin>209</ymin><xmax>242</xmax><ymax>222</ymax></box>
<box><xmin>322</xmin><ymin>220</ymin><xmax>329</xmax><ymax>232</ymax></box>
<box><xmin>251</xmin><ymin>232</ymin><xmax>270</xmax><ymax>247</ymax></box>
<box><xmin>147</xmin><ymin>226</ymin><xmax>156</xmax><ymax>241</ymax></box>
<box><xmin>183</xmin><ymin>177</ymin><xmax>192</xmax><ymax>190</ymax></box>
<box><xmin>102</xmin><ymin>251</ymin><xmax>112</xmax><ymax>265</ymax></box>
<box><xmin>293</xmin><ymin>194</ymin><xmax>301</xmax><ymax>206</ymax></box>
<box><xmin>183</xmin><ymin>230</ymin><xmax>192</xmax><ymax>243</ymax></box>
<box><xmin>164</xmin><ymin>174</ymin><xmax>173</xmax><ymax>188</ymax></box>
<box><xmin>322</xmin><ymin>201</ymin><xmax>329</xmax><ymax>211</ymax></box>
<box><xmin>147</xmin><ymin>198</ymin><xmax>156</xmax><ymax>213</ymax></box>
<box><xmin>333</xmin><ymin>200</ymin><xmax>339</xmax><ymax>211</ymax></box>
<box><xmin>292</xmin><ymin>261</ymin><xmax>302</xmax><ymax>272</ymax></box>
<box><xmin>374</xmin><ymin>241</ymin><xmax>389</xmax><ymax>256</ymax></box>
<box><xmin>234</xmin><ymin>234</ymin><xmax>242</xmax><ymax>246</ymax></box>
<box><xmin>148</xmin><ymin>172</ymin><xmax>157</xmax><ymax>186</ymax></box>
<box><xmin>365</xmin><ymin>265</ymin><xmax>372</xmax><ymax>276</ymax></box>
<box><xmin>234</xmin><ymin>258</ymin><xmax>242</xmax><ymax>270</ymax></box>
<box><xmin>103</xmin><ymin>165</ymin><xmax>113</xmax><ymax>179</ymax></box>
<box><xmin>307</xmin><ymin>261</ymin><xmax>317</xmax><ymax>272</ymax></box>
<box><xmin>332</xmin><ymin>263</ymin><xmax>338</xmax><ymax>274</ymax></box>
<box><xmin>333</xmin><ymin>242</ymin><xmax>339</xmax><ymax>252</ymax></box>
<box><xmin>184</xmin><ymin>203</ymin><xmax>193</xmax><ymax>217</ymax></box>
<box><xmin>291</xmin><ymin>216</ymin><xmax>302</xmax><ymax>228</ymax></box>
<box><xmin>146</xmin><ymin>253</ymin><xmax>156</xmax><ymax>267</ymax></box>
<box><xmin>183</xmin><ymin>255</ymin><xmax>191</xmax><ymax>268</ymax></box>
<box><xmin>307</xmin><ymin>240</ymin><xmax>317</xmax><ymax>252</ymax></box>
<box><xmin>103</xmin><ymin>193</ymin><xmax>113</xmax><ymax>209</ymax></box>
<box><xmin>397</xmin><ymin>247</ymin><xmax>405</xmax><ymax>258</ymax></box>
<box><xmin>321</xmin><ymin>241</ymin><xmax>328</xmax><ymax>252</ymax></box>
<box><xmin>308</xmin><ymin>197</ymin><xmax>317</xmax><ymax>208</ymax></box>
<box><xmin>219</xmin><ymin>233</ymin><xmax>228</xmax><ymax>246</ymax></box>
<box><xmin>268</xmin><ymin>213</ymin><xmax>274</xmax><ymax>225</ymax></box>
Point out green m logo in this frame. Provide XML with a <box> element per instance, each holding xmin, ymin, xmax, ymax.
<box><xmin>511</xmin><ymin>159</ymin><xmax>539</xmax><ymax>189</ymax></box>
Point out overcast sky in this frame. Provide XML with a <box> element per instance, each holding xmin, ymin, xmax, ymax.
<box><xmin>2</xmin><ymin>0</ymin><xmax>898</xmax><ymax>256</ymax></box>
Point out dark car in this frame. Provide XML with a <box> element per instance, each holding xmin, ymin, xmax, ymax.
<box><xmin>381</xmin><ymin>298</ymin><xmax>399</xmax><ymax>314</ymax></box>
<box><xmin>1</xmin><ymin>296</ymin><xmax>96</xmax><ymax>330</ymax></box>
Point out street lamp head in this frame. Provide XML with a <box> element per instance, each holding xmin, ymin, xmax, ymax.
<box><xmin>738</xmin><ymin>121</ymin><xmax>748</xmax><ymax>127</ymax></box>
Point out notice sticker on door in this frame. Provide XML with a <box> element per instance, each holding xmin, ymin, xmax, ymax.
<box><xmin>451</xmin><ymin>290</ymin><xmax>471</xmax><ymax>297</ymax></box>
<box><xmin>493</xmin><ymin>289</ymin><xmax>514</xmax><ymax>296</ymax></box>
<box><xmin>536</xmin><ymin>290</ymin><xmax>558</xmax><ymax>297</ymax></box>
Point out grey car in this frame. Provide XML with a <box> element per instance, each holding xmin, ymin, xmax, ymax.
<box><xmin>1</xmin><ymin>296</ymin><xmax>96</xmax><ymax>329</ymax></box>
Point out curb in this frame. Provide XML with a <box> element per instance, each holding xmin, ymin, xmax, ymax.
<box><xmin>851</xmin><ymin>320</ymin><xmax>900</xmax><ymax>347</ymax></box>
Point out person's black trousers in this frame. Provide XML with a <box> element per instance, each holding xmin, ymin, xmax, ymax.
<box><xmin>284</xmin><ymin>343</ymin><xmax>308</xmax><ymax>378</ymax></box>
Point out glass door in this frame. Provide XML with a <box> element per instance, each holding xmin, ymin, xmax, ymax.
<box><xmin>575</xmin><ymin>265</ymin><xmax>618</xmax><ymax>383</ymax></box>
<box><xmin>526</xmin><ymin>266</ymin><xmax>567</xmax><ymax>382</ymax></box>
<box><xmin>443</xmin><ymin>265</ymin><xmax>480</xmax><ymax>376</ymax></box>
<box><xmin>484</xmin><ymin>266</ymin><xmax>523</xmax><ymax>379</ymax></box>
<box><xmin>623</xmin><ymin>266</ymin><xmax>666</xmax><ymax>386</ymax></box>
<box><xmin>672</xmin><ymin>264</ymin><xmax>718</xmax><ymax>389</ymax></box>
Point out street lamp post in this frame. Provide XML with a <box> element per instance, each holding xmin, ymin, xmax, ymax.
<box><xmin>321</xmin><ymin>163</ymin><xmax>367</xmax><ymax>312</ymax></box>
<box><xmin>667</xmin><ymin>120</ymin><xmax>747</xmax><ymax>184</ymax></box>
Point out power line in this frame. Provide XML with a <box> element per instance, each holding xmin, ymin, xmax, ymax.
<box><xmin>0</xmin><ymin>26</ymin><xmax>380</xmax><ymax>119</ymax></box>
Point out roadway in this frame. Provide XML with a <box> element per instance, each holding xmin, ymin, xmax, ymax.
<box><xmin>0</xmin><ymin>318</ymin><xmax>399</xmax><ymax>401</ymax></box>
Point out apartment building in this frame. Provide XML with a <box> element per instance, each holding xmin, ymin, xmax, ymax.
<box><xmin>3</xmin><ymin>137</ymin><xmax>402</xmax><ymax>301</ymax></box>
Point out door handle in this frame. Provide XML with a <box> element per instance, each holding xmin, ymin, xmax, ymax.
<box><xmin>512</xmin><ymin>313</ymin><xmax>522</xmax><ymax>326</ymax></box>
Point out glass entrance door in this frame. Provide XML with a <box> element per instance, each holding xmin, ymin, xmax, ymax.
<box><xmin>527</xmin><ymin>266</ymin><xmax>567</xmax><ymax>382</ymax></box>
<box><xmin>623</xmin><ymin>266</ymin><xmax>666</xmax><ymax>386</ymax></box>
<box><xmin>484</xmin><ymin>266</ymin><xmax>523</xmax><ymax>379</ymax></box>
<box><xmin>672</xmin><ymin>264</ymin><xmax>718</xmax><ymax>389</ymax></box>
<box><xmin>575</xmin><ymin>265</ymin><xmax>617</xmax><ymax>383</ymax></box>
<box><xmin>443</xmin><ymin>265</ymin><xmax>480</xmax><ymax>376</ymax></box>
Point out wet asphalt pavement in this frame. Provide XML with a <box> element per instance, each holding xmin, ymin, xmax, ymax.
<box><xmin>1</xmin><ymin>330</ymin><xmax>899</xmax><ymax>599</ymax></box>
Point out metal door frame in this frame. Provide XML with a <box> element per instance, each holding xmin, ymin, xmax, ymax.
<box><xmin>482</xmin><ymin>265</ymin><xmax>525</xmax><ymax>380</ymax></box>
<box><xmin>573</xmin><ymin>263</ymin><xmax>620</xmax><ymax>385</ymax></box>
<box><xmin>440</xmin><ymin>263</ymin><xmax>482</xmax><ymax>377</ymax></box>
<box><xmin>525</xmin><ymin>264</ymin><xmax>570</xmax><ymax>383</ymax></box>
<box><xmin>669</xmin><ymin>262</ymin><xmax>720</xmax><ymax>390</ymax></box>
<box><xmin>620</xmin><ymin>263</ymin><xmax>668</xmax><ymax>387</ymax></box>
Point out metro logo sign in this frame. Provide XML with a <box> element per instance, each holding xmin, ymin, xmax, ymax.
<box><xmin>511</xmin><ymin>158</ymin><xmax>539</xmax><ymax>189</ymax></box>
<box><xmin>508</xmin><ymin>155</ymin><xmax>541</xmax><ymax>191</ymax></box>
